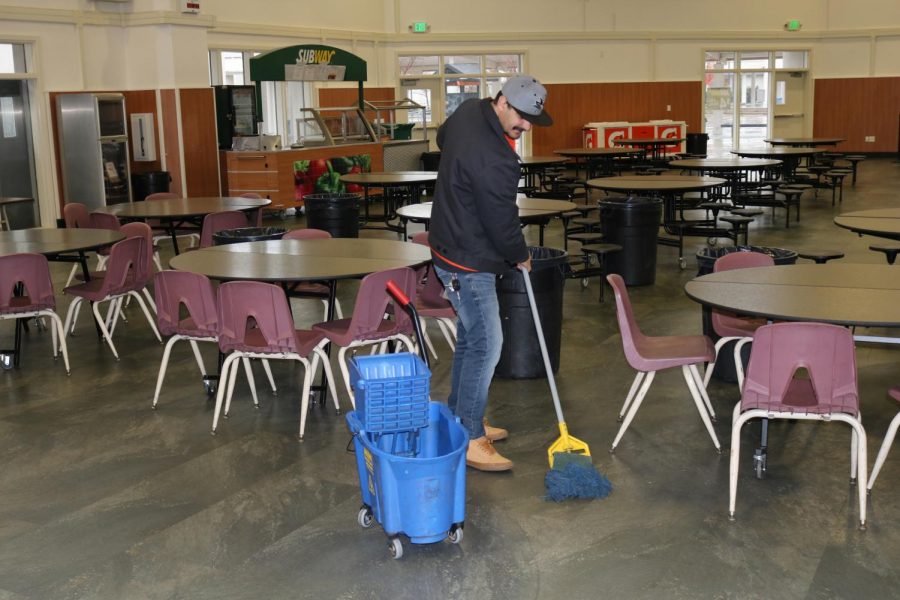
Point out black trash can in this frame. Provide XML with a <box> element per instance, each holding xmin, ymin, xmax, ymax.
<box><xmin>696</xmin><ymin>245</ymin><xmax>798</xmax><ymax>382</ymax></box>
<box><xmin>303</xmin><ymin>193</ymin><xmax>360</xmax><ymax>238</ymax></box>
<box><xmin>132</xmin><ymin>171</ymin><xmax>170</xmax><ymax>202</ymax></box>
<box><xmin>686</xmin><ymin>133</ymin><xmax>709</xmax><ymax>156</ymax></box>
<box><xmin>599</xmin><ymin>197</ymin><xmax>661</xmax><ymax>286</ymax></box>
<box><xmin>212</xmin><ymin>227</ymin><xmax>286</xmax><ymax>246</ymax></box>
<box><xmin>421</xmin><ymin>151</ymin><xmax>441</xmax><ymax>171</ymax></box>
<box><xmin>495</xmin><ymin>247</ymin><xmax>568</xmax><ymax>379</ymax></box>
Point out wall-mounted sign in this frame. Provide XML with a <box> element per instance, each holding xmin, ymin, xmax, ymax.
<box><xmin>181</xmin><ymin>0</ymin><xmax>200</xmax><ymax>14</ymax></box>
<box><xmin>784</xmin><ymin>19</ymin><xmax>802</xmax><ymax>31</ymax></box>
<box><xmin>409</xmin><ymin>22</ymin><xmax>430</xmax><ymax>33</ymax></box>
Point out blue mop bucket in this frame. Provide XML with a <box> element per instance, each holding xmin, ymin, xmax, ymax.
<box><xmin>347</xmin><ymin>401</ymin><xmax>468</xmax><ymax>545</ymax></box>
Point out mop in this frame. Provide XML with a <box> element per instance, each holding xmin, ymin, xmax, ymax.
<box><xmin>519</xmin><ymin>266</ymin><xmax>612</xmax><ymax>502</ymax></box>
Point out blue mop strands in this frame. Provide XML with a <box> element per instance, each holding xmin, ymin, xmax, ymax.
<box><xmin>544</xmin><ymin>453</ymin><xmax>613</xmax><ymax>502</ymax></box>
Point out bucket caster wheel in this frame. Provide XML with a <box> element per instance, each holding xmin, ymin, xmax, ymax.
<box><xmin>0</xmin><ymin>354</ymin><xmax>12</xmax><ymax>370</ymax></box>
<box><xmin>448</xmin><ymin>524</ymin><xmax>464</xmax><ymax>544</ymax></box>
<box><xmin>388</xmin><ymin>537</ymin><xmax>403</xmax><ymax>559</ymax></box>
<box><xmin>678</xmin><ymin>257</ymin><xmax>687</xmax><ymax>270</ymax></box>
<box><xmin>581</xmin><ymin>278</ymin><xmax>589</xmax><ymax>289</ymax></box>
<box><xmin>357</xmin><ymin>506</ymin><xmax>374</xmax><ymax>529</ymax></box>
<box><xmin>753</xmin><ymin>450</ymin><xmax>767</xmax><ymax>479</ymax></box>
<box><xmin>203</xmin><ymin>378</ymin><xmax>217</xmax><ymax>396</ymax></box>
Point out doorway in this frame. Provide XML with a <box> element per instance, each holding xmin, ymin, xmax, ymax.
<box><xmin>772</xmin><ymin>72</ymin><xmax>808</xmax><ymax>139</ymax></box>
<box><xmin>0</xmin><ymin>79</ymin><xmax>38</xmax><ymax>227</ymax></box>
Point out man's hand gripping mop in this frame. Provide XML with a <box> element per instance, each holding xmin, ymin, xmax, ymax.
<box><xmin>519</xmin><ymin>265</ymin><xmax>612</xmax><ymax>501</ymax></box>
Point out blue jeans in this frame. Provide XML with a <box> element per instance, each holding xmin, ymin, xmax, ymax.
<box><xmin>434</xmin><ymin>265</ymin><xmax>503</xmax><ymax>440</ymax></box>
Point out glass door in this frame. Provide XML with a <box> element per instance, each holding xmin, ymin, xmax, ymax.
<box><xmin>0</xmin><ymin>79</ymin><xmax>38</xmax><ymax>227</ymax></box>
<box><xmin>738</xmin><ymin>71</ymin><xmax>770</xmax><ymax>150</ymax></box>
<box><xmin>704</xmin><ymin>70</ymin><xmax>735</xmax><ymax>157</ymax></box>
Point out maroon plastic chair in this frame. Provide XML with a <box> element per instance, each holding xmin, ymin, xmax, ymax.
<box><xmin>197</xmin><ymin>210</ymin><xmax>249</xmax><ymax>249</ymax></box>
<box><xmin>282</xmin><ymin>228</ymin><xmax>343</xmax><ymax>320</ymax></box>
<box><xmin>214</xmin><ymin>281</ymin><xmax>338</xmax><ymax>439</ymax></box>
<box><xmin>606</xmin><ymin>273</ymin><xmax>720</xmax><ymax>453</ymax></box>
<box><xmin>868</xmin><ymin>387</ymin><xmax>900</xmax><ymax>492</ymax></box>
<box><xmin>62</xmin><ymin>234</ymin><xmax>161</xmax><ymax>360</ymax></box>
<box><xmin>151</xmin><ymin>270</ymin><xmax>219</xmax><ymax>408</ymax></box>
<box><xmin>702</xmin><ymin>251</ymin><xmax>774</xmax><ymax>388</ymax></box>
<box><xmin>410</xmin><ymin>231</ymin><xmax>456</xmax><ymax>358</ymax></box>
<box><xmin>0</xmin><ymin>253</ymin><xmax>70</xmax><ymax>374</ymax></box>
<box><xmin>312</xmin><ymin>267</ymin><xmax>418</xmax><ymax>407</ymax></box>
<box><xmin>63</xmin><ymin>202</ymin><xmax>93</xmax><ymax>287</ymax></box>
<box><xmin>239</xmin><ymin>192</ymin><xmax>264</xmax><ymax>227</ymax></box>
<box><xmin>85</xmin><ymin>211</ymin><xmax>122</xmax><ymax>272</ymax></box>
<box><xmin>730</xmin><ymin>322</ymin><xmax>867</xmax><ymax>529</ymax></box>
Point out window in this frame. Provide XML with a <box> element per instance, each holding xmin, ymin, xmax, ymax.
<box><xmin>0</xmin><ymin>43</ymin><xmax>27</xmax><ymax>74</ymax></box>
<box><xmin>398</xmin><ymin>53</ymin><xmax>523</xmax><ymax>125</ymax></box>
<box><xmin>703</xmin><ymin>49</ymin><xmax>809</xmax><ymax>154</ymax></box>
<box><xmin>210</xmin><ymin>50</ymin><xmax>314</xmax><ymax>147</ymax></box>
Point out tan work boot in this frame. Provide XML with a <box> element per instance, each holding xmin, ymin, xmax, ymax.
<box><xmin>466</xmin><ymin>436</ymin><xmax>513</xmax><ymax>471</ymax></box>
<box><xmin>483</xmin><ymin>418</ymin><xmax>509</xmax><ymax>442</ymax></box>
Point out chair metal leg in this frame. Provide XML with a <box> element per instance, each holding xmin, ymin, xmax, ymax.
<box><xmin>618</xmin><ymin>371</ymin><xmax>646</xmax><ymax>421</ymax></box>
<box><xmin>610</xmin><ymin>370</ymin><xmax>655</xmax><ymax>452</ymax></box>
<box><xmin>868</xmin><ymin>411</ymin><xmax>900</xmax><ymax>491</ymax></box>
<box><xmin>152</xmin><ymin>334</ymin><xmax>180</xmax><ymax>408</ymax></box>
<box><xmin>261</xmin><ymin>359</ymin><xmax>277</xmax><ymax>394</ymax></box>
<box><xmin>683</xmin><ymin>365</ymin><xmax>721</xmax><ymax>451</ymax></box>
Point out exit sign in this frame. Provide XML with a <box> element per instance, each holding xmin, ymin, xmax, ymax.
<box><xmin>410</xmin><ymin>22</ymin><xmax>430</xmax><ymax>33</ymax></box>
<box><xmin>784</xmin><ymin>19</ymin><xmax>802</xmax><ymax>31</ymax></box>
<box><xmin>181</xmin><ymin>0</ymin><xmax>200</xmax><ymax>14</ymax></box>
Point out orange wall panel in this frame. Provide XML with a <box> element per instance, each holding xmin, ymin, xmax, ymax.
<box><xmin>179</xmin><ymin>88</ymin><xmax>220</xmax><ymax>197</ymax></box>
<box><xmin>814</xmin><ymin>77</ymin><xmax>900</xmax><ymax>153</ymax></box>
<box><xmin>532</xmin><ymin>82</ymin><xmax>702</xmax><ymax>155</ymax></box>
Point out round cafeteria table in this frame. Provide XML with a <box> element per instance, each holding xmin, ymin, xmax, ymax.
<box><xmin>97</xmin><ymin>196</ymin><xmax>271</xmax><ymax>254</ymax></box>
<box><xmin>395</xmin><ymin>196</ymin><xmax>577</xmax><ymax>244</ymax></box>
<box><xmin>765</xmin><ymin>137</ymin><xmax>844</xmax><ymax>147</ymax></box>
<box><xmin>339</xmin><ymin>171</ymin><xmax>438</xmax><ymax>234</ymax></box>
<box><xmin>834</xmin><ymin>208</ymin><xmax>900</xmax><ymax>242</ymax></box>
<box><xmin>519</xmin><ymin>155</ymin><xmax>569</xmax><ymax>193</ymax></box>
<box><xmin>685</xmin><ymin>263</ymin><xmax>900</xmax><ymax>331</ymax></box>
<box><xmin>0</xmin><ymin>227</ymin><xmax>125</xmax><ymax>367</ymax></box>
<box><xmin>586</xmin><ymin>175</ymin><xmax>726</xmax><ymax>267</ymax></box>
<box><xmin>669</xmin><ymin>158</ymin><xmax>781</xmax><ymax>201</ymax></box>
<box><xmin>613</xmin><ymin>138</ymin><xmax>686</xmax><ymax>161</ymax></box>
<box><xmin>553</xmin><ymin>147</ymin><xmax>643</xmax><ymax>179</ymax></box>
<box><xmin>169</xmin><ymin>237</ymin><xmax>432</xmax><ymax>320</ymax></box>
<box><xmin>731</xmin><ymin>147</ymin><xmax>821</xmax><ymax>179</ymax></box>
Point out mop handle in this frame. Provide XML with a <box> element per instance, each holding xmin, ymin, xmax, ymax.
<box><xmin>518</xmin><ymin>265</ymin><xmax>566</xmax><ymax>425</ymax></box>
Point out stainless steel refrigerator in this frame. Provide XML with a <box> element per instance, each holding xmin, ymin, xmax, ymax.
<box><xmin>56</xmin><ymin>93</ymin><xmax>131</xmax><ymax>209</ymax></box>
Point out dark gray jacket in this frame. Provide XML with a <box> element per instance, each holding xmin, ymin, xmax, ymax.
<box><xmin>429</xmin><ymin>98</ymin><xmax>529</xmax><ymax>274</ymax></box>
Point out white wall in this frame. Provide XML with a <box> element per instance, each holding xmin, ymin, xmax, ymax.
<box><xmin>1</xmin><ymin>0</ymin><xmax>899</xmax><ymax>220</ymax></box>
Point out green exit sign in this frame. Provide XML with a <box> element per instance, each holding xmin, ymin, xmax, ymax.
<box><xmin>785</xmin><ymin>19</ymin><xmax>802</xmax><ymax>31</ymax></box>
<box><xmin>411</xmin><ymin>22</ymin><xmax>429</xmax><ymax>33</ymax></box>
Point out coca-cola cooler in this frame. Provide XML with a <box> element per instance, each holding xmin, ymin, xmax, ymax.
<box><xmin>652</xmin><ymin>120</ymin><xmax>687</xmax><ymax>153</ymax></box>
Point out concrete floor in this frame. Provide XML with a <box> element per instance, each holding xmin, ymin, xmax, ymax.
<box><xmin>1</xmin><ymin>158</ymin><xmax>899</xmax><ymax>599</ymax></box>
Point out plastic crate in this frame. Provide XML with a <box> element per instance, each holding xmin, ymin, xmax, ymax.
<box><xmin>350</xmin><ymin>353</ymin><xmax>430</xmax><ymax>433</ymax></box>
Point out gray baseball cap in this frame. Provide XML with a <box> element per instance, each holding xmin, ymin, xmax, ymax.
<box><xmin>501</xmin><ymin>76</ymin><xmax>552</xmax><ymax>126</ymax></box>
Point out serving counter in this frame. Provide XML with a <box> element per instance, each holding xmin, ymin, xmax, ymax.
<box><xmin>222</xmin><ymin>142</ymin><xmax>385</xmax><ymax>212</ymax></box>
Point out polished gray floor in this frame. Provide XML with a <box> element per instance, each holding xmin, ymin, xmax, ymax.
<box><xmin>1</xmin><ymin>158</ymin><xmax>899</xmax><ymax>599</ymax></box>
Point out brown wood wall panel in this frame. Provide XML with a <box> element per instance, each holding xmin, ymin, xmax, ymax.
<box><xmin>532</xmin><ymin>82</ymin><xmax>702</xmax><ymax>155</ymax></box>
<box><xmin>160</xmin><ymin>89</ymin><xmax>182</xmax><ymax>197</ymax></box>
<box><xmin>814</xmin><ymin>77</ymin><xmax>900</xmax><ymax>153</ymax></box>
<box><xmin>179</xmin><ymin>88</ymin><xmax>220</xmax><ymax>197</ymax></box>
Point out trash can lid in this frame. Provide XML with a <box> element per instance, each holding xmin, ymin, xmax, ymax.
<box><xmin>213</xmin><ymin>227</ymin><xmax>286</xmax><ymax>240</ymax></box>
